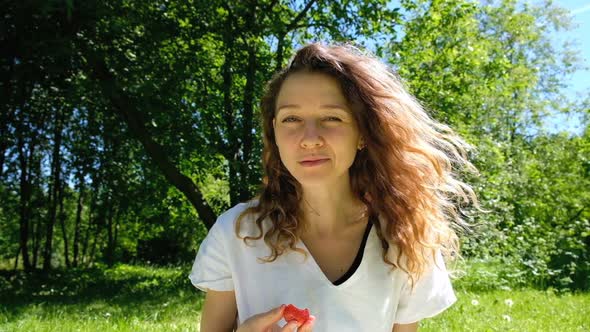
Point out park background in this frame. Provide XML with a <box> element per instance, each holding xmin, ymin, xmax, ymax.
<box><xmin>1</xmin><ymin>0</ymin><xmax>589</xmax><ymax>331</ymax></box>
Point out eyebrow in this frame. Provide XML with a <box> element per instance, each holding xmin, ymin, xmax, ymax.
<box><xmin>276</xmin><ymin>103</ymin><xmax>350</xmax><ymax>114</ymax></box>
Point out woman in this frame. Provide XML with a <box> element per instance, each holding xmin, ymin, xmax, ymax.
<box><xmin>190</xmin><ymin>42</ymin><xmax>478</xmax><ymax>332</ymax></box>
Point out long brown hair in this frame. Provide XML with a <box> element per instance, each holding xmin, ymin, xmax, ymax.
<box><xmin>235</xmin><ymin>42</ymin><xmax>479</xmax><ymax>280</ymax></box>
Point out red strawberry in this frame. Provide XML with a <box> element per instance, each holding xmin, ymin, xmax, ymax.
<box><xmin>283</xmin><ymin>304</ymin><xmax>310</xmax><ymax>325</ymax></box>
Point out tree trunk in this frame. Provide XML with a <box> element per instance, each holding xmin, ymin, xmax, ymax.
<box><xmin>228</xmin><ymin>160</ymin><xmax>240</xmax><ymax>207</ymax></box>
<box><xmin>114</xmin><ymin>208</ymin><xmax>121</xmax><ymax>258</ymax></box>
<box><xmin>13</xmin><ymin>247</ymin><xmax>20</xmax><ymax>271</ymax></box>
<box><xmin>31</xmin><ymin>188</ymin><xmax>42</xmax><ymax>269</ymax></box>
<box><xmin>16</xmin><ymin>119</ymin><xmax>32</xmax><ymax>271</ymax></box>
<box><xmin>82</xmin><ymin>184</ymin><xmax>97</xmax><ymax>266</ymax></box>
<box><xmin>58</xmin><ymin>173</ymin><xmax>70</xmax><ymax>268</ymax></box>
<box><xmin>25</xmin><ymin>104</ymin><xmax>49</xmax><ymax>271</ymax></box>
<box><xmin>88</xmin><ymin>213</ymin><xmax>102</xmax><ymax>267</ymax></box>
<box><xmin>237</xmin><ymin>45</ymin><xmax>258</xmax><ymax>202</ymax></box>
<box><xmin>105</xmin><ymin>195</ymin><xmax>115</xmax><ymax>267</ymax></box>
<box><xmin>73</xmin><ymin>169</ymin><xmax>85</xmax><ymax>267</ymax></box>
<box><xmin>83</xmin><ymin>165</ymin><xmax>101</xmax><ymax>266</ymax></box>
<box><xmin>89</xmin><ymin>59</ymin><xmax>217</xmax><ymax>230</ymax></box>
<box><xmin>221</xmin><ymin>14</ymin><xmax>239</xmax><ymax>207</ymax></box>
<box><xmin>43</xmin><ymin>108</ymin><xmax>63</xmax><ymax>271</ymax></box>
<box><xmin>0</xmin><ymin>108</ymin><xmax>12</xmax><ymax>179</ymax></box>
<box><xmin>0</xmin><ymin>61</ymin><xmax>15</xmax><ymax>179</ymax></box>
<box><xmin>32</xmin><ymin>204</ymin><xmax>40</xmax><ymax>269</ymax></box>
<box><xmin>81</xmin><ymin>208</ymin><xmax>93</xmax><ymax>267</ymax></box>
<box><xmin>274</xmin><ymin>36</ymin><xmax>286</xmax><ymax>74</ymax></box>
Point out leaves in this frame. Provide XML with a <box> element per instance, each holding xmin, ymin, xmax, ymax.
<box><xmin>0</xmin><ymin>0</ymin><xmax>588</xmax><ymax>290</ymax></box>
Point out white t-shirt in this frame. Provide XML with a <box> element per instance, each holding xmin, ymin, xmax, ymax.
<box><xmin>189</xmin><ymin>201</ymin><xmax>456</xmax><ymax>331</ymax></box>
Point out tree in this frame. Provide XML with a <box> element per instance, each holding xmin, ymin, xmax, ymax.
<box><xmin>0</xmin><ymin>0</ymin><xmax>400</xmax><ymax>270</ymax></box>
<box><xmin>391</xmin><ymin>0</ymin><xmax>589</xmax><ymax>289</ymax></box>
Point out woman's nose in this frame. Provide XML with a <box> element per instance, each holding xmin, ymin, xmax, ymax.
<box><xmin>300</xmin><ymin>122</ymin><xmax>324</xmax><ymax>148</ymax></box>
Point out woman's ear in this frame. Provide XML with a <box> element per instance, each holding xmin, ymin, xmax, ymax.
<box><xmin>357</xmin><ymin>137</ymin><xmax>366</xmax><ymax>150</ymax></box>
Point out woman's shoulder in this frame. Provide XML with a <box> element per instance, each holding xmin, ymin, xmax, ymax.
<box><xmin>217</xmin><ymin>199</ymin><xmax>258</xmax><ymax>221</ymax></box>
<box><xmin>212</xmin><ymin>199</ymin><xmax>263</xmax><ymax>236</ymax></box>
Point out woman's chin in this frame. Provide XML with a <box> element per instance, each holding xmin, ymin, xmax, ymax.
<box><xmin>293</xmin><ymin>173</ymin><xmax>348</xmax><ymax>189</ymax></box>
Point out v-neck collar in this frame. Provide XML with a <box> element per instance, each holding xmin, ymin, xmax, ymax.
<box><xmin>332</xmin><ymin>220</ymin><xmax>373</xmax><ymax>285</ymax></box>
<box><xmin>297</xmin><ymin>217</ymin><xmax>376</xmax><ymax>289</ymax></box>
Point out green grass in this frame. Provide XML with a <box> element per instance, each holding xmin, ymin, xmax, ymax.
<box><xmin>0</xmin><ymin>263</ymin><xmax>588</xmax><ymax>331</ymax></box>
<box><xmin>0</xmin><ymin>265</ymin><xmax>202</xmax><ymax>332</ymax></box>
<box><xmin>421</xmin><ymin>289</ymin><xmax>590</xmax><ymax>331</ymax></box>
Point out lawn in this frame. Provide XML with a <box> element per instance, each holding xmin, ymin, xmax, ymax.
<box><xmin>0</xmin><ymin>264</ymin><xmax>588</xmax><ymax>331</ymax></box>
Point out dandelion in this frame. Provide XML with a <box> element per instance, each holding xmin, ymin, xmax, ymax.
<box><xmin>104</xmin><ymin>312</ymin><xmax>111</xmax><ymax>318</ymax></box>
<box><xmin>502</xmin><ymin>314</ymin><xmax>512</xmax><ymax>322</ymax></box>
<box><xmin>504</xmin><ymin>299</ymin><xmax>514</xmax><ymax>307</ymax></box>
<box><xmin>471</xmin><ymin>299</ymin><xmax>479</xmax><ymax>306</ymax></box>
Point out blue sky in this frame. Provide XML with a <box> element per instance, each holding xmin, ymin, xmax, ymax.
<box><xmin>558</xmin><ymin>0</ymin><xmax>590</xmax><ymax>97</ymax></box>
<box><xmin>546</xmin><ymin>1</ymin><xmax>590</xmax><ymax>134</ymax></box>
<box><xmin>306</xmin><ymin>0</ymin><xmax>588</xmax><ymax>134</ymax></box>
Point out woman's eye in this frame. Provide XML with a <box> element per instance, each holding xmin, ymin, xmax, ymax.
<box><xmin>324</xmin><ymin>117</ymin><xmax>342</xmax><ymax>122</ymax></box>
<box><xmin>282</xmin><ymin>117</ymin><xmax>300</xmax><ymax>123</ymax></box>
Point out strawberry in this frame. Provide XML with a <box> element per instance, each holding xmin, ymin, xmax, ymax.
<box><xmin>283</xmin><ymin>304</ymin><xmax>310</xmax><ymax>325</ymax></box>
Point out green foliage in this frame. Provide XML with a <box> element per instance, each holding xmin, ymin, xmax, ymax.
<box><xmin>0</xmin><ymin>0</ymin><xmax>403</xmax><ymax>271</ymax></box>
<box><xmin>460</xmin><ymin>132</ymin><xmax>590</xmax><ymax>290</ymax></box>
<box><xmin>1</xmin><ymin>0</ymin><xmax>588</xmax><ymax>292</ymax></box>
<box><xmin>391</xmin><ymin>0</ymin><xmax>590</xmax><ymax>290</ymax></box>
<box><xmin>452</xmin><ymin>258</ymin><xmax>529</xmax><ymax>292</ymax></box>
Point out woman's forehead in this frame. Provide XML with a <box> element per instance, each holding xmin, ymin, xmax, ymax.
<box><xmin>276</xmin><ymin>103</ymin><xmax>350</xmax><ymax>116</ymax></box>
<box><xmin>276</xmin><ymin>72</ymin><xmax>348</xmax><ymax>107</ymax></box>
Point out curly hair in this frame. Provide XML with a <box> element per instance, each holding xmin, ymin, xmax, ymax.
<box><xmin>235</xmin><ymin>42</ymin><xmax>479</xmax><ymax>282</ymax></box>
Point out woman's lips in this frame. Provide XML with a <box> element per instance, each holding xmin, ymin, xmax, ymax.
<box><xmin>299</xmin><ymin>159</ymin><xmax>329</xmax><ymax>167</ymax></box>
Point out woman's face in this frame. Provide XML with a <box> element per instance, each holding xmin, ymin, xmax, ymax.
<box><xmin>273</xmin><ymin>71</ymin><xmax>362</xmax><ymax>188</ymax></box>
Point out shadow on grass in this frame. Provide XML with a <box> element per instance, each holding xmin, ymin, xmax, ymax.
<box><xmin>0</xmin><ymin>264</ymin><xmax>203</xmax><ymax>322</ymax></box>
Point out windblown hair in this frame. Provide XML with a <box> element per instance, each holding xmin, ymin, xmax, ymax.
<box><xmin>235</xmin><ymin>42</ymin><xmax>479</xmax><ymax>281</ymax></box>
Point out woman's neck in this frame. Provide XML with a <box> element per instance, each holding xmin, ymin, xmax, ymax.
<box><xmin>299</xmin><ymin>184</ymin><xmax>367</xmax><ymax>238</ymax></box>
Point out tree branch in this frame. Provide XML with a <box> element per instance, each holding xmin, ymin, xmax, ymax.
<box><xmin>221</xmin><ymin>2</ymin><xmax>237</xmax><ymax>154</ymax></box>
<box><xmin>568</xmin><ymin>206</ymin><xmax>586</xmax><ymax>224</ymax></box>
<box><xmin>273</xmin><ymin>0</ymin><xmax>318</xmax><ymax>72</ymax></box>
<box><xmin>240</xmin><ymin>46</ymin><xmax>257</xmax><ymax>201</ymax></box>
<box><xmin>293</xmin><ymin>22</ymin><xmax>338</xmax><ymax>31</ymax></box>
<box><xmin>286</xmin><ymin>0</ymin><xmax>317</xmax><ymax>31</ymax></box>
<box><xmin>263</xmin><ymin>0</ymin><xmax>280</xmax><ymax>15</ymax></box>
<box><xmin>89</xmin><ymin>59</ymin><xmax>218</xmax><ymax>230</ymax></box>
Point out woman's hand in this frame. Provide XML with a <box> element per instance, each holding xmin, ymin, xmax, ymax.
<box><xmin>236</xmin><ymin>305</ymin><xmax>315</xmax><ymax>332</ymax></box>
